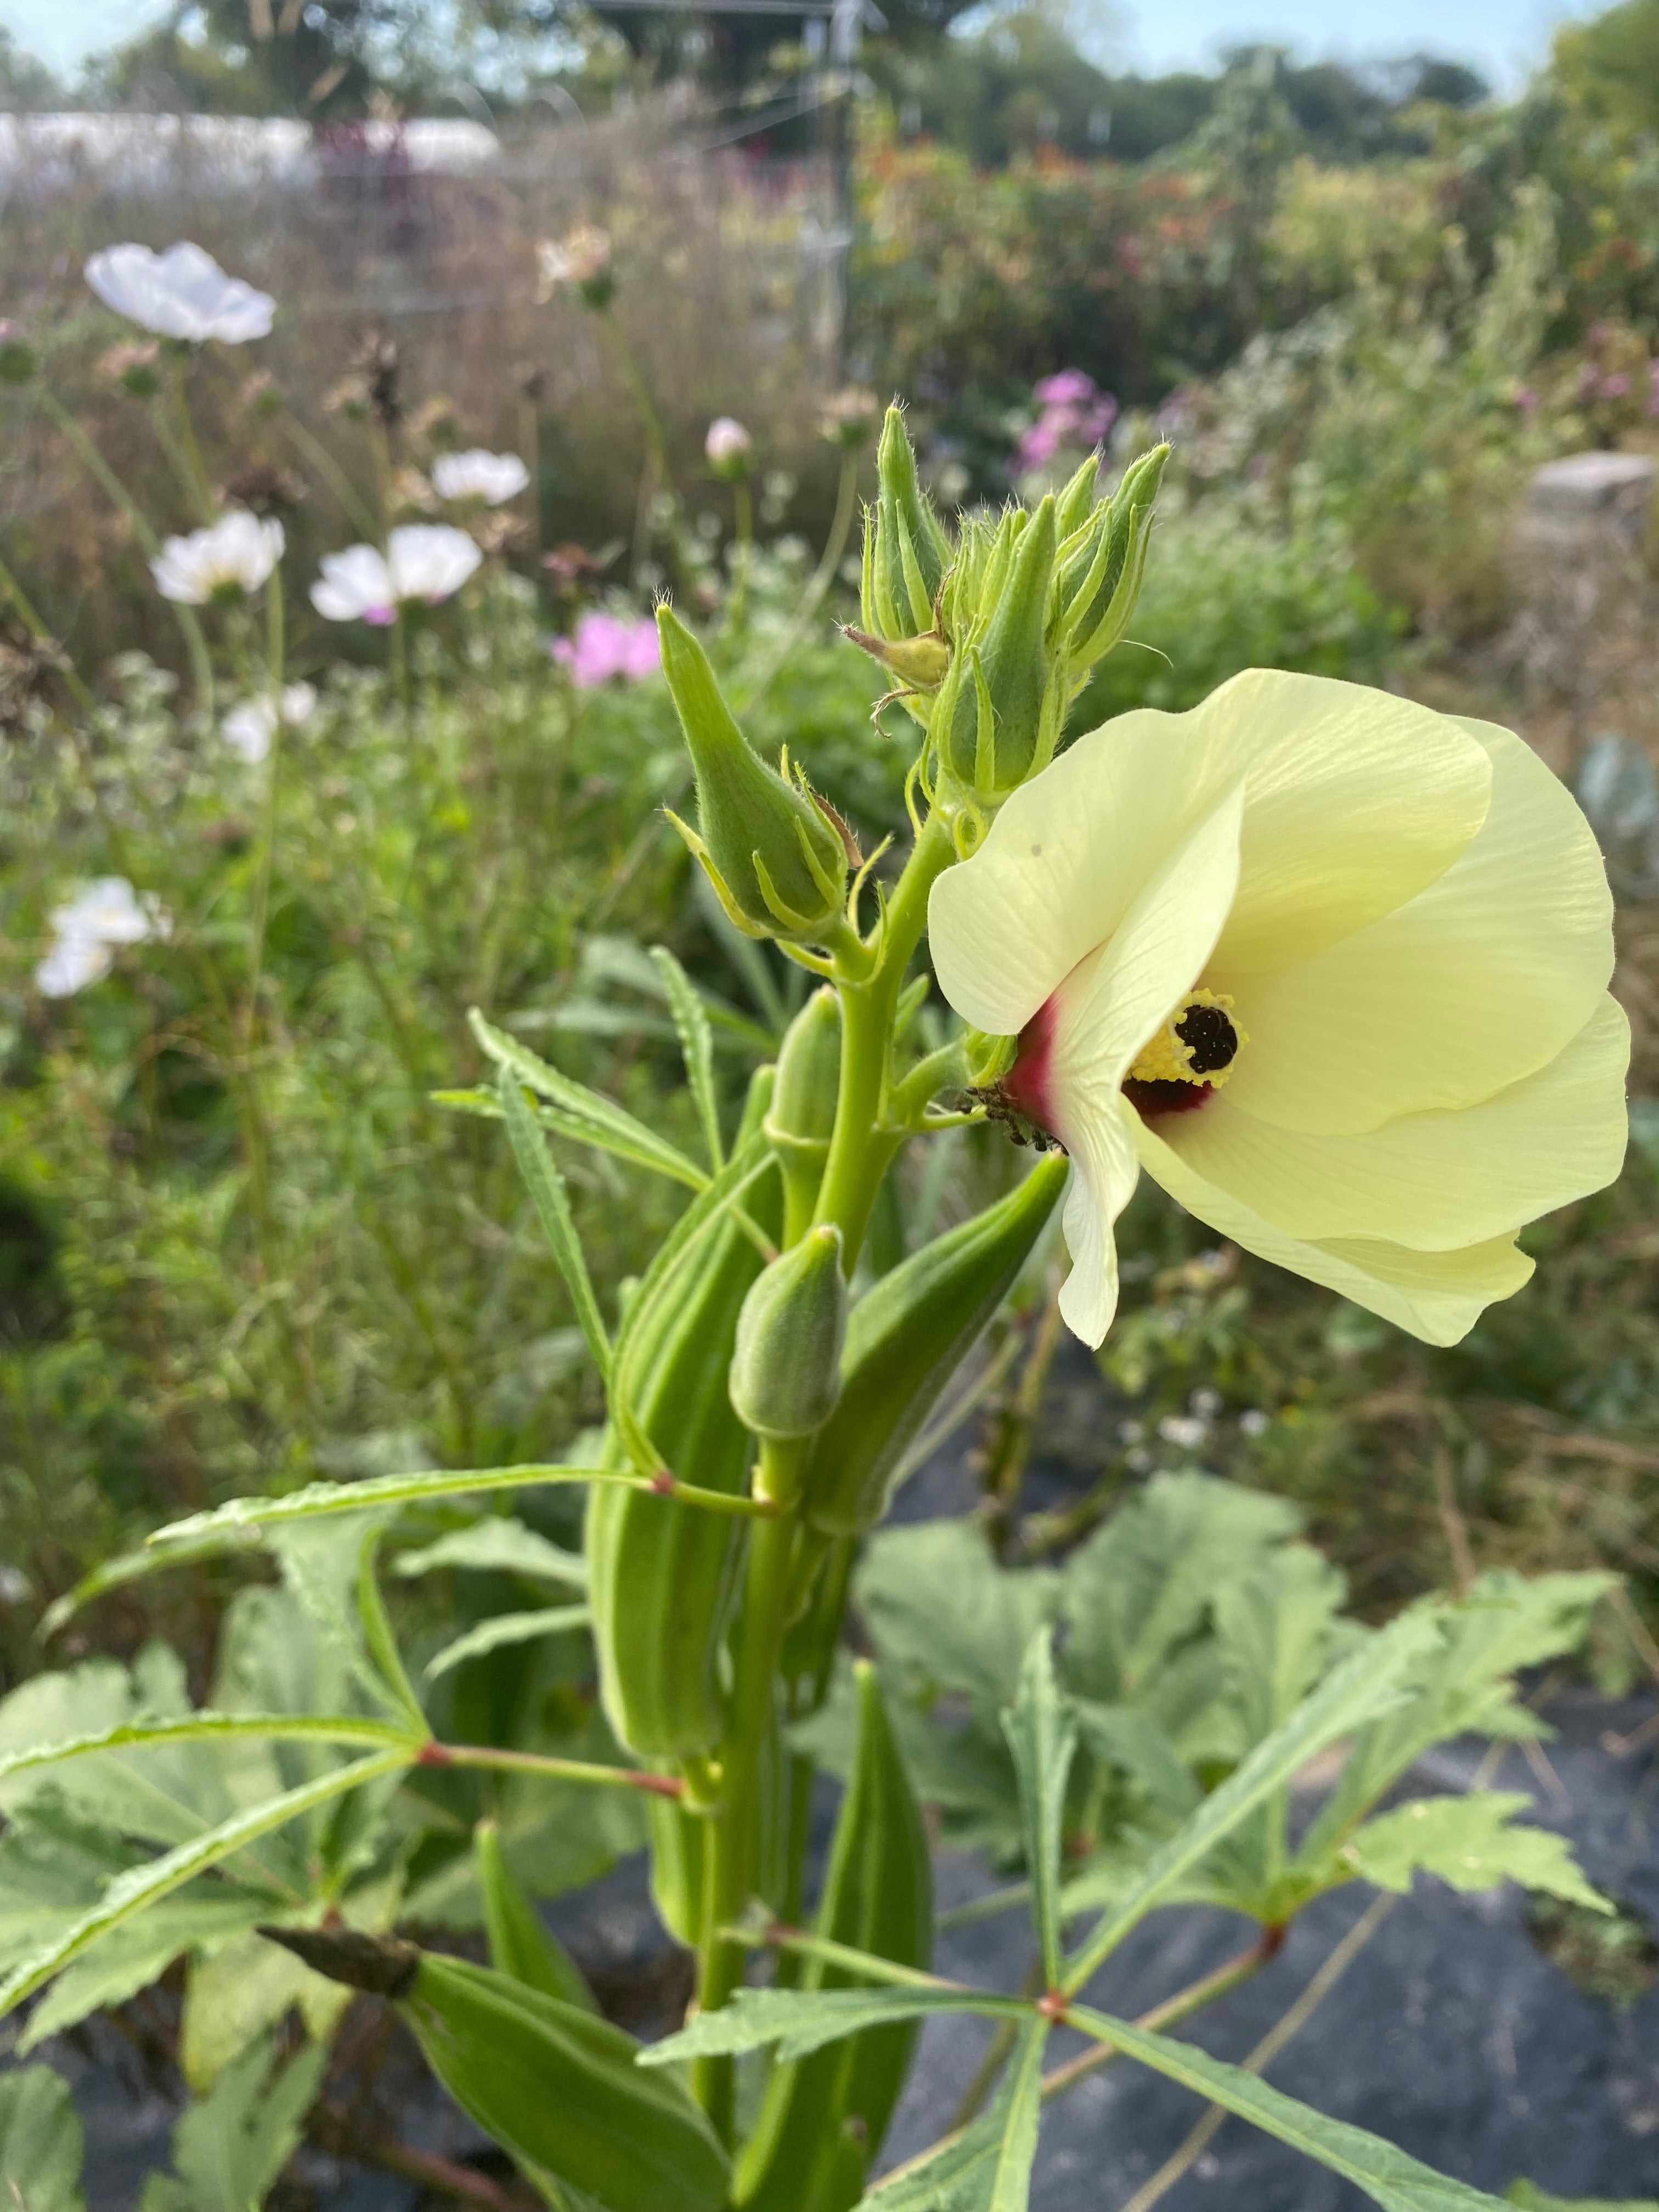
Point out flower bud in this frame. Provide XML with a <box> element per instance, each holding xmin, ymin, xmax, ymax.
<box><xmin>931</xmin><ymin>494</ymin><xmax>1062</xmax><ymax>803</ymax></box>
<box><xmin>767</xmin><ymin>989</ymin><xmax>842</xmax><ymax>1160</ymax></box>
<box><xmin>729</xmin><ymin>1224</ymin><xmax>848</xmax><ymax>1440</ymax></box>
<box><xmin>1053</xmin><ymin>442</ymin><xmax>1168</xmax><ymax>683</ymax></box>
<box><xmin>861</xmin><ymin>404</ymin><xmax>952</xmax><ymax>643</ymax></box>
<box><xmin>658</xmin><ymin>606</ymin><xmax>851</xmax><ymax>944</ymax></box>
<box><xmin>705</xmin><ymin>416</ymin><xmax>753</xmax><ymax>479</ymax></box>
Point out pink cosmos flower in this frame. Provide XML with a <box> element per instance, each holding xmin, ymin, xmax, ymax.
<box><xmin>551</xmin><ymin>609</ymin><xmax>661</xmax><ymax>687</ymax></box>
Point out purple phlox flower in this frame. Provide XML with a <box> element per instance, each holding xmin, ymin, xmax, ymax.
<box><xmin>1514</xmin><ymin>384</ymin><xmax>1540</xmax><ymax>415</ymax></box>
<box><xmin>1014</xmin><ymin>420</ymin><xmax>1063</xmax><ymax>472</ymax></box>
<box><xmin>1600</xmin><ymin>371</ymin><xmax>1632</xmax><ymax>400</ymax></box>
<box><xmin>551</xmin><ymin>608</ymin><xmax>661</xmax><ymax>687</ymax></box>
<box><xmin>1033</xmin><ymin>368</ymin><xmax>1098</xmax><ymax>407</ymax></box>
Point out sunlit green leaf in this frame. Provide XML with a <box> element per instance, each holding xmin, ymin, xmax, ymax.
<box><xmin>1340</xmin><ymin>1793</ymin><xmax>1610</xmax><ymax>1912</ymax></box>
<box><xmin>0</xmin><ymin>2065</ymin><xmax>85</xmax><ymax>2212</ymax></box>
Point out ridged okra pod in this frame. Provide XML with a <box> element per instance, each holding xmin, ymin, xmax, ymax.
<box><xmin>587</xmin><ymin>1066</ymin><xmax>782</xmax><ymax>1758</ymax></box>
<box><xmin>733</xmin><ymin>1662</ymin><xmax>932</xmax><ymax>2209</ymax></box>
<box><xmin>803</xmin><ymin>1153</ymin><xmax>1068</xmax><ymax>1536</ymax></box>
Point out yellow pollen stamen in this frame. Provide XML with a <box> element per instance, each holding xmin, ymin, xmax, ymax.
<box><xmin>1128</xmin><ymin>988</ymin><xmax>1247</xmax><ymax>1090</ymax></box>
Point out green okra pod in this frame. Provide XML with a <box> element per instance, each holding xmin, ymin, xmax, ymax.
<box><xmin>588</xmin><ymin>1065</ymin><xmax>782</xmax><ymax>1759</ymax></box>
<box><xmin>262</xmin><ymin>1930</ymin><xmax>729</xmax><ymax>2212</ymax></box>
<box><xmin>733</xmin><ymin>1661</ymin><xmax>932</xmax><ymax>2209</ymax></box>
<box><xmin>802</xmin><ymin>1152</ymin><xmax>1068</xmax><ymax>1536</ymax></box>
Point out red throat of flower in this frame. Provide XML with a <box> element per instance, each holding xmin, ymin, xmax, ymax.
<box><xmin>1002</xmin><ymin>998</ymin><xmax>1058</xmax><ymax>1135</ymax></box>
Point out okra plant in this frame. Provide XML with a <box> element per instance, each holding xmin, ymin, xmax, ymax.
<box><xmin>0</xmin><ymin>407</ymin><xmax>1630</xmax><ymax>2211</ymax></box>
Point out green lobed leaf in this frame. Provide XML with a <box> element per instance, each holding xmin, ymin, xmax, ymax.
<box><xmin>18</xmin><ymin>1899</ymin><xmax>276</xmax><ymax>2052</ymax></box>
<box><xmin>466</xmin><ymin>1008</ymin><xmax>708</xmax><ymax>1186</ymax></box>
<box><xmin>1340</xmin><ymin>1793</ymin><xmax>1611</xmax><ymax>1912</ymax></box>
<box><xmin>0</xmin><ymin>2065</ymin><xmax>87</xmax><ymax>2212</ymax></box>
<box><xmin>1299</xmin><ymin>1572</ymin><xmax>1617</xmax><ymax>1867</ymax></box>
<box><xmin>650</xmin><ymin>945</ymin><xmax>725</xmax><ymax>1169</ymax></box>
<box><xmin>0</xmin><ymin>1746</ymin><xmax>411</xmax><ymax>2018</ymax></box>
<box><xmin>1059</xmin><ymin>1472</ymin><xmax>1301</xmax><ymax>1706</ymax></box>
<box><xmin>499</xmin><ymin>1068</ymin><xmax>615</xmax><ymax>1380</ymax></box>
<box><xmin>393</xmin><ymin>1516</ymin><xmax>588</xmax><ymax>1588</ymax></box>
<box><xmin>1002</xmin><ymin>1628</ymin><xmax>1076</xmax><ymax>1988</ymax></box>
<box><xmin>1063</xmin><ymin>1607</ymin><xmax>1444</xmax><ymax>1992</ymax></box>
<box><xmin>424</xmin><ymin>1605</ymin><xmax>594</xmax><ymax>1679</ymax></box>
<box><xmin>642</xmin><ymin>1985</ymin><xmax>1026</xmax><ymax>2067</ymax></box>
<box><xmin>1066</xmin><ymin>2004</ymin><xmax>1519</xmax><ymax>2212</ymax></box>
<box><xmin>137</xmin><ymin>2033</ymin><xmax>328</xmax><ymax>2212</ymax></box>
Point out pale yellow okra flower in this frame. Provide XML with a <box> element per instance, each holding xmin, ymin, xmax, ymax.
<box><xmin>928</xmin><ymin>669</ymin><xmax>1630</xmax><ymax>1348</ymax></box>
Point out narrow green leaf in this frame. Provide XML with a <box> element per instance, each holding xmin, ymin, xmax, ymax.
<box><xmin>865</xmin><ymin>2019</ymin><xmax>1048</xmax><ymax>2211</ymax></box>
<box><xmin>1002</xmin><ymin>1628</ymin><xmax>1076</xmax><ymax>1988</ymax></box>
<box><xmin>650</xmin><ymin>946</ymin><xmax>725</xmax><ymax>1169</ymax></box>
<box><xmin>1066</xmin><ymin>2004</ymin><xmax>1517</xmax><ymax>2212</ymax></box>
<box><xmin>40</xmin><ymin>1531</ymin><xmax>253</xmax><ymax>1637</ymax></box>
<box><xmin>393</xmin><ymin>1518</ymin><xmax>588</xmax><ymax>1588</ymax></box>
<box><xmin>1063</xmin><ymin>1609</ymin><xmax>1443</xmax><ymax>1993</ymax></box>
<box><xmin>641</xmin><ymin>1986</ymin><xmax>1026</xmax><ymax>2068</ymax></box>
<box><xmin>356</xmin><ymin>1526</ymin><xmax>428</xmax><ymax>1731</ymax></box>
<box><xmin>1341</xmin><ymin>1793</ymin><xmax>1611</xmax><ymax>1912</ymax></box>
<box><xmin>146</xmin><ymin>1462</ymin><xmax>628</xmax><ymax>1554</ymax></box>
<box><xmin>0</xmin><ymin>1747</ymin><xmax>411</xmax><ymax>2018</ymax></box>
<box><xmin>1506</xmin><ymin>2184</ymin><xmax>1659</xmax><ymax>2211</ymax></box>
<box><xmin>467</xmin><ymin>1008</ymin><xmax>707</xmax><ymax>1187</ymax></box>
<box><xmin>425</xmin><ymin>1606</ymin><xmax>594</xmax><ymax>1679</ymax></box>
<box><xmin>499</xmin><ymin>1067</ymin><xmax>614</xmax><ymax>1380</ymax></box>
<box><xmin>0</xmin><ymin>1711</ymin><xmax>416</xmax><ymax>1787</ymax></box>
<box><xmin>0</xmin><ymin>2065</ymin><xmax>86</xmax><ymax>2212</ymax></box>
<box><xmin>433</xmin><ymin>1085</ymin><xmax>706</xmax><ymax>1184</ymax></box>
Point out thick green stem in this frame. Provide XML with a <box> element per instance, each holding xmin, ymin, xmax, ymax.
<box><xmin>692</xmin><ymin>1432</ymin><xmax>808</xmax><ymax>2137</ymax></box>
<box><xmin>811</xmin><ymin>808</ymin><xmax>956</xmax><ymax>1264</ymax></box>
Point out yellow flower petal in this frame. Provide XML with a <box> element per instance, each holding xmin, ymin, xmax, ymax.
<box><xmin>1043</xmin><ymin>782</ymin><xmax>1246</xmax><ymax>1345</ymax></box>
<box><xmin>1216</xmin><ymin>720</ymin><xmax>1614</xmax><ymax>1135</ymax></box>
<box><xmin>1135</xmin><ymin>1118</ymin><xmax>1537</xmax><ymax>1345</ymax></box>
<box><xmin>929</xmin><ymin>669</ymin><xmax>1490</xmax><ymax>1039</ymax></box>
<box><xmin>1148</xmin><ymin>995</ymin><xmax>1629</xmax><ymax>1251</ymax></box>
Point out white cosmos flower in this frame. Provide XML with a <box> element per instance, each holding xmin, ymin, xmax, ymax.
<box><xmin>310</xmin><ymin>526</ymin><xmax>482</xmax><ymax>624</ymax></box>
<box><xmin>151</xmin><ymin>512</ymin><xmax>284</xmax><ymax>605</ymax></box>
<box><xmin>431</xmin><ymin>449</ymin><xmax>529</xmax><ymax>505</ymax></box>
<box><xmin>222</xmin><ymin>683</ymin><xmax>318</xmax><ymax>764</ymax></box>
<box><xmin>36</xmin><ymin>877</ymin><xmax>167</xmax><ymax>999</ymax></box>
<box><xmin>929</xmin><ymin>669</ymin><xmax>1629</xmax><ymax>1350</ymax></box>
<box><xmin>84</xmin><ymin>242</ymin><xmax>275</xmax><ymax>345</ymax></box>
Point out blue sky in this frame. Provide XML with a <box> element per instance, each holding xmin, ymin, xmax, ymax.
<box><xmin>0</xmin><ymin>0</ymin><xmax>1602</xmax><ymax>88</ymax></box>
